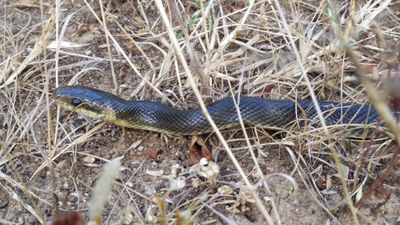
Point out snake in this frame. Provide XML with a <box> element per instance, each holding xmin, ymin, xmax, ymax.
<box><xmin>54</xmin><ymin>85</ymin><xmax>380</xmax><ymax>136</ymax></box>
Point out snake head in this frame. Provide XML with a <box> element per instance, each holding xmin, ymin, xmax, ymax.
<box><xmin>54</xmin><ymin>85</ymin><xmax>122</xmax><ymax>122</ymax></box>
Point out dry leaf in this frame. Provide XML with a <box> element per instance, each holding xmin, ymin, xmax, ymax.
<box><xmin>188</xmin><ymin>136</ymin><xmax>213</xmax><ymax>165</ymax></box>
<box><xmin>144</xmin><ymin>149</ymin><xmax>163</xmax><ymax>159</ymax></box>
<box><xmin>263</xmin><ymin>84</ymin><xmax>275</xmax><ymax>97</ymax></box>
<box><xmin>52</xmin><ymin>211</ymin><xmax>85</xmax><ymax>225</ymax></box>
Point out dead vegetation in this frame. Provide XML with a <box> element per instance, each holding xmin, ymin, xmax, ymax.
<box><xmin>1</xmin><ymin>0</ymin><xmax>400</xmax><ymax>224</ymax></box>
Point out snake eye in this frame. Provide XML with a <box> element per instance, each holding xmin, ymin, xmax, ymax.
<box><xmin>71</xmin><ymin>98</ymin><xmax>82</xmax><ymax>107</ymax></box>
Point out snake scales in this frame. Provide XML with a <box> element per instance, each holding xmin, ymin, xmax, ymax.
<box><xmin>55</xmin><ymin>86</ymin><xmax>380</xmax><ymax>136</ymax></box>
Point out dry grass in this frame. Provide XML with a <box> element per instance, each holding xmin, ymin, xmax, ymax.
<box><xmin>1</xmin><ymin>0</ymin><xmax>400</xmax><ymax>224</ymax></box>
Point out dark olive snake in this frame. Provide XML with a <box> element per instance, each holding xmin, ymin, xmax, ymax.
<box><xmin>55</xmin><ymin>86</ymin><xmax>380</xmax><ymax>136</ymax></box>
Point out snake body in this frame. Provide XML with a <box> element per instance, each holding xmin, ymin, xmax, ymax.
<box><xmin>55</xmin><ymin>86</ymin><xmax>380</xmax><ymax>136</ymax></box>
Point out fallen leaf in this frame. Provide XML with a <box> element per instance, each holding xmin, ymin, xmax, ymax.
<box><xmin>188</xmin><ymin>136</ymin><xmax>213</xmax><ymax>165</ymax></box>
<box><xmin>263</xmin><ymin>84</ymin><xmax>275</xmax><ymax>96</ymax></box>
<box><xmin>144</xmin><ymin>149</ymin><xmax>163</xmax><ymax>159</ymax></box>
<box><xmin>52</xmin><ymin>211</ymin><xmax>85</xmax><ymax>225</ymax></box>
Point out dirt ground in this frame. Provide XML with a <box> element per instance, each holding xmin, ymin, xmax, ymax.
<box><xmin>1</xmin><ymin>0</ymin><xmax>400</xmax><ymax>224</ymax></box>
